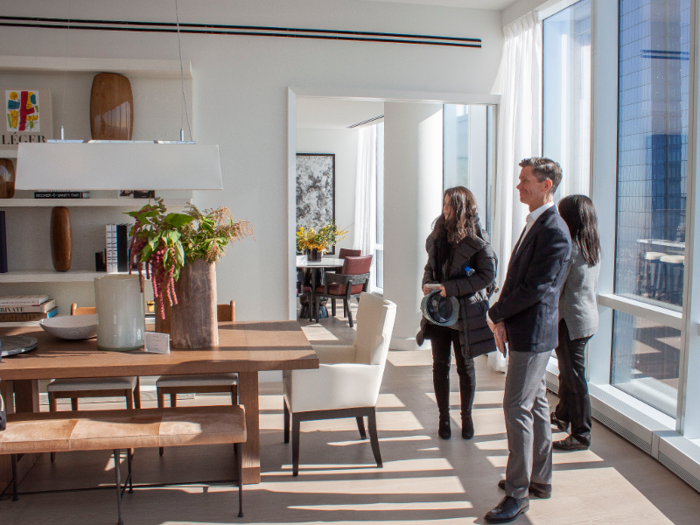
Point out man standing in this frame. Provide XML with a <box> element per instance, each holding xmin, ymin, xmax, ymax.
<box><xmin>484</xmin><ymin>158</ymin><xmax>571</xmax><ymax>523</ymax></box>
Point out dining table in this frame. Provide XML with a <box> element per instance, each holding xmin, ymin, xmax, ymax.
<box><xmin>0</xmin><ymin>320</ymin><xmax>318</xmax><ymax>485</ymax></box>
<box><xmin>296</xmin><ymin>257</ymin><xmax>344</xmax><ymax>319</ymax></box>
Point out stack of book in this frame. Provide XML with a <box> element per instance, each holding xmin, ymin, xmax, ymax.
<box><xmin>0</xmin><ymin>295</ymin><xmax>58</xmax><ymax>322</ymax></box>
<box><xmin>105</xmin><ymin>224</ymin><xmax>130</xmax><ymax>273</ymax></box>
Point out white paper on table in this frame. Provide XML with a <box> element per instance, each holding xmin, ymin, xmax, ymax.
<box><xmin>143</xmin><ymin>332</ymin><xmax>170</xmax><ymax>354</ymax></box>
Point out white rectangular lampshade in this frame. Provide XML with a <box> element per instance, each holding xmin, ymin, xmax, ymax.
<box><xmin>15</xmin><ymin>142</ymin><xmax>223</xmax><ymax>190</ymax></box>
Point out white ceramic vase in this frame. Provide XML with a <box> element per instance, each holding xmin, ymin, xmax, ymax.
<box><xmin>95</xmin><ymin>274</ymin><xmax>145</xmax><ymax>351</ymax></box>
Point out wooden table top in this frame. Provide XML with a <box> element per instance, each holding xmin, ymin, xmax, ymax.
<box><xmin>0</xmin><ymin>320</ymin><xmax>318</xmax><ymax>381</ymax></box>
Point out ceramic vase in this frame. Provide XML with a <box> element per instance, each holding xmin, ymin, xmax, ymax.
<box><xmin>95</xmin><ymin>274</ymin><xmax>145</xmax><ymax>351</ymax></box>
<box><xmin>306</xmin><ymin>248</ymin><xmax>322</xmax><ymax>262</ymax></box>
<box><xmin>169</xmin><ymin>259</ymin><xmax>218</xmax><ymax>349</ymax></box>
<box><xmin>50</xmin><ymin>207</ymin><xmax>72</xmax><ymax>272</ymax></box>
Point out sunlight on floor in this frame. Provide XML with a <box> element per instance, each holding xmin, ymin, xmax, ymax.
<box><xmin>300</xmin><ymin>324</ymin><xmax>340</xmax><ymax>341</ymax></box>
<box><xmin>288</xmin><ymin>500</ymin><xmax>474</xmax><ymax>511</ymax></box>
<box><xmin>261</xmin><ymin>475</ymin><xmax>467</xmax><ymax>494</ymax></box>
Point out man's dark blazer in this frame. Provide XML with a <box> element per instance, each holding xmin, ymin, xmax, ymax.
<box><xmin>488</xmin><ymin>206</ymin><xmax>571</xmax><ymax>353</ymax></box>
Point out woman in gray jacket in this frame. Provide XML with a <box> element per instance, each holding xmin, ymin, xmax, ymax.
<box><xmin>551</xmin><ymin>195</ymin><xmax>601</xmax><ymax>451</ymax></box>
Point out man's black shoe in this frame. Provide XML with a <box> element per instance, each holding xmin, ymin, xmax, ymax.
<box><xmin>497</xmin><ymin>479</ymin><xmax>552</xmax><ymax>499</ymax></box>
<box><xmin>484</xmin><ymin>496</ymin><xmax>529</xmax><ymax>523</ymax></box>
<box><xmin>553</xmin><ymin>434</ymin><xmax>589</xmax><ymax>451</ymax></box>
<box><xmin>550</xmin><ymin>413</ymin><xmax>569</xmax><ymax>433</ymax></box>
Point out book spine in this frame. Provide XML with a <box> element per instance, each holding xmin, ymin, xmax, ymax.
<box><xmin>0</xmin><ymin>307</ymin><xmax>57</xmax><ymax>322</ymax></box>
<box><xmin>0</xmin><ymin>299</ymin><xmax>55</xmax><ymax>313</ymax></box>
<box><xmin>106</xmin><ymin>224</ymin><xmax>118</xmax><ymax>273</ymax></box>
<box><xmin>0</xmin><ymin>297</ymin><xmax>50</xmax><ymax>306</ymax></box>
<box><xmin>34</xmin><ymin>192</ymin><xmax>90</xmax><ymax>199</ymax></box>
<box><xmin>0</xmin><ymin>210</ymin><xmax>6</xmax><ymax>273</ymax></box>
<box><xmin>117</xmin><ymin>224</ymin><xmax>128</xmax><ymax>272</ymax></box>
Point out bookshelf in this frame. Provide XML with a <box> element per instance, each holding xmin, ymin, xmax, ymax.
<box><xmin>0</xmin><ymin>270</ymin><xmax>135</xmax><ymax>283</ymax></box>
<box><xmin>0</xmin><ymin>198</ymin><xmax>191</xmax><ymax>209</ymax></box>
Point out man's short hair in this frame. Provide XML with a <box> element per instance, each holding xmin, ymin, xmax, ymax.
<box><xmin>519</xmin><ymin>157</ymin><xmax>562</xmax><ymax>195</ymax></box>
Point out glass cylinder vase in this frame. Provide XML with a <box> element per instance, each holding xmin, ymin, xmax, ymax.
<box><xmin>95</xmin><ymin>274</ymin><xmax>145</xmax><ymax>351</ymax></box>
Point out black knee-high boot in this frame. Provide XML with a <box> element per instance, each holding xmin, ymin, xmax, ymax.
<box><xmin>431</xmin><ymin>327</ymin><xmax>453</xmax><ymax>440</ymax></box>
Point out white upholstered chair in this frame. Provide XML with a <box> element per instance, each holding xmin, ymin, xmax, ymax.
<box><xmin>283</xmin><ymin>292</ymin><xmax>397</xmax><ymax>476</ymax></box>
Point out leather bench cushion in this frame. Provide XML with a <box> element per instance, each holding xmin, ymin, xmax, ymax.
<box><xmin>48</xmin><ymin>376</ymin><xmax>137</xmax><ymax>392</ymax></box>
<box><xmin>0</xmin><ymin>406</ymin><xmax>246</xmax><ymax>455</ymax></box>
<box><xmin>156</xmin><ymin>374</ymin><xmax>238</xmax><ymax>388</ymax></box>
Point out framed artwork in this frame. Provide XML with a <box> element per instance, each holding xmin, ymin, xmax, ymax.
<box><xmin>296</xmin><ymin>153</ymin><xmax>336</xmax><ymax>253</ymax></box>
<box><xmin>1</xmin><ymin>88</ymin><xmax>52</xmax><ymax>153</ymax></box>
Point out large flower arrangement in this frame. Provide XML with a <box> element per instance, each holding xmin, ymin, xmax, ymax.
<box><xmin>296</xmin><ymin>223</ymin><xmax>348</xmax><ymax>254</ymax></box>
<box><xmin>127</xmin><ymin>199</ymin><xmax>253</xmax><ymax>318</ymax></box>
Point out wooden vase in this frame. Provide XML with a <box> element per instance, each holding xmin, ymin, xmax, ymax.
<box><xmin>50</xmin><ymin>207</ymin><xmax>72</xmax><ymax>272</ymax></box>
<box><xmin>90</xmin><ymin>73</ymin><xmax>134</xmax><ymax>140</ymax></box>
<box><xmin>0</xmin><ymin>159</ymin><xmax>15</xmax><ymax>199</ymax></box>
<box><xmin>169</xmin><ymin>259</ymin><xmax>218</xmax><ymax>349</ymax></box>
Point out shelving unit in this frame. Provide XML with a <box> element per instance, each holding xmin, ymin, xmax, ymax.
<box><xmin>0</xmin><ymin>270</ymin><xmax>135</xmax><ymax>283</ymax></box>
<box><xmin>0</xmin><ymin>198</ymin><xmax>191</xmax><ymax>208</ymax></box>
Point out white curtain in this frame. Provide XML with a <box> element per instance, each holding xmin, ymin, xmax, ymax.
<box><xmin>489</xmin><ymin>13</ymin><xmax>543</xmax><ymax>372</ymax></box>
<box><xmin>353</xmin><ymin>125</ymin><xmax>377</xmax><ymax>289</ymax></box>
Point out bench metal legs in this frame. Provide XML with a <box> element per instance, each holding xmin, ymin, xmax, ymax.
<box><xmin>113</xmin><ymin>449</ymin><xmax>133</xmax><ymax>525</ymax></box>
<box><xmin>11</xmin><ymin>454</ymin><xmax>18</xmax><ymax>502</ymax></box>
<box><xmin>235</xmin><ymin>442</ymin><xmax>243</xmax><ymax>518</ymax></box>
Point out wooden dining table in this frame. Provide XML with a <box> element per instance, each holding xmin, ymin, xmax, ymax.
<box><xmin>0</xmin><ymin>320</ymin><xmax>318</xmax><ymax>485</ymax></box>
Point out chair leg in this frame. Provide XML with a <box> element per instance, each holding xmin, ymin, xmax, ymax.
<box><xmin>71</xmin><ymin>398</ymin><xmax>79</xmax><ymax>411</ymax></box>
<box><xmin>158</xmin><ymin>389</ymin><xmax>165</xmax><ymax>456</ymax></box>
<box><xmin>235</xmin><ymin>442</ymin><xmax>244</xmax><ymax>518</ymax></box>
<box><xmin>313</xmin><ymin>295</ymin><xmax>319</xmax><ymax>323</ymax></box>
<box><xmin>127</xmin><ymin>450</ymin><xmax>134</xmax><ymax>493</ymax></box>
<box><xmin>331</xmin><ymin>298</ymin><xmax>336</xmax><ymax>317</ymax></box>
<box><xmin>11</xmin><ymin>454</ymin><xmax>18</xmax><ymax>502</ymax></box>
<box><xmin>367</xmin><ymin>408</ymin><xmax>383</xmax><ymax>468</ymax></box>
<box><xmin>346</xmin><ymin>299</ymin><xmax>354</xmax><ymax>328</ymax></box>
<box><xmin>356</xmin><ymin>416</ymin><xmax>367</xmax><ymax>439</ymax></box>
<box><xmin>49</xmin><ymin>393</ymin><xmax>58</xmax><ymax>462</ymax></box>
<box><xmin>170</xmin><ymin>393</ymin><xmax>177</xmax><ymax>408</ymax></box>
<box><xmin>292</xmin><ymin>414</ymin><xmax>301</xmax><ymax>477</ymax></box>
<box><xmin>113</xmin><ymin>449</ymin><xmax>124</xmax><ymax>525</ymax></box>
<box><xmin>230</xmin><ymin>385</ymin><xmax>238</xmax><ymax>405</ymax></box>
<box><xmin>283</xmin><ymin>399</ymin><xmax>290</xmax><ymax>444</ymax></box>
<box><xmin>125</xmin><ymin>389</ymin><xmax>134</xmax><ymax>410</ymax></box>
<box><xmin>134</xmin><ymin>378</ymin><xmax>141</xmax><ymax>410</ymax></box>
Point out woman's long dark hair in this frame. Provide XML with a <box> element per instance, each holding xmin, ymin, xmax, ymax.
<box><xmin>440</xmin><ymin>186</ymin><xmax>478</xmax><ymax>244</ymax></box>
<box><xmin>558</xmin><ymin>194</ymin><xmax>600</xmax><ymax>266</ymax></box>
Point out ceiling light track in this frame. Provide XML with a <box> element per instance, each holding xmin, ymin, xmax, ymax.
<box><xmin>0</xmin><ymin>16</ymin><xmax>482</xmax><ymax>49</ymax></box>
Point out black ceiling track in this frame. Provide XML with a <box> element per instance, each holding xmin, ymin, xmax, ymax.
<box><xmin>0</xmin><ymin>16</ymin><xmax>481</xmax><ymax>49</ymax></box>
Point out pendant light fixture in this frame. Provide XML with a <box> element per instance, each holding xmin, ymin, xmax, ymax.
<box><xmin>15</xmin><ymin>0</ymin><xmax>223</xmax><ymax>191</ymax></box>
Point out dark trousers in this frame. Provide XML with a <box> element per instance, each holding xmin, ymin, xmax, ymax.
<box><xmin>430</xmin><ymin>325</ymin><xmax>475</xmax><ymax>420</ymax></box>
<box><xmin>554</xmin><ymin>319</ymin><xmax>592</xmax><ymax>445</ymax></box>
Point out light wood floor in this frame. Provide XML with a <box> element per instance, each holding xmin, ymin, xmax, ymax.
<box><xmin>2</xmin><ymin>302</ymin><xmax>700</xmax><ymax>524</ymax></box>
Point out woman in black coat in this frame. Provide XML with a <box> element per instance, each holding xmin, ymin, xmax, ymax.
<box><xmin>419</xmin><ymin>186</ymin><xmax>497</xmax><ymax>440</ymax></box>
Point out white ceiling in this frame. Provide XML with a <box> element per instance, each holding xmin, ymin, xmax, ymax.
<box><xmin>362</xmin><ymin>0</ymin><xmax>520</xmax><ymax>10</ymax></box>
<box><xmin>296</xmin><ymin>98</ymin><xmax>385</xmax><ymax>129</ymax></box>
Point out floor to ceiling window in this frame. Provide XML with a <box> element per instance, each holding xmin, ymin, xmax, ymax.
<box><xmin>443</xmin><ymin>104</ymin><xmax>496</xmax><ymax>234</ymax></box>
<box><xmin>611</xmin><ymin>0</ymin><xmax>690</xmax><ymax>416</ymax></box>
<box><xmin>543</xmin><ymin>0</ymin><xmax>592</xmax><ymax>199</ymax></box>
<box><xmin>375</xmin><ymin>122</ymin><xmax>384</xmax><ymax>292</ymax></box>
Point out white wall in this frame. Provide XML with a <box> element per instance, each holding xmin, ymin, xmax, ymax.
<box><xmin>296</xmin><ymin>127</ymin><xmax>359</xmax><ymax>254</ymax></box>
<box><xmin>0</xmin><ymin>0</ymin><xmax>504</xmax><ymax>321</ymax></box>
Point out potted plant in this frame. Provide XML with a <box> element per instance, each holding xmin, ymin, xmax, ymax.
<box><xmin>296</xmin><ymin>223</ymin><xmax>347</xmax><ymax>261</ymax></box>
<box><xmin>128</xmin><ymin>199</ymin><xmax>253</xmax><ymax>348</ymax></box>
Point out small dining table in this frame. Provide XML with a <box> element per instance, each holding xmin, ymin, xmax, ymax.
<box><xmin>296</xmin><ymin>257</ymin><xmax>344</xmax><ymax>319</ymax></box>
<box><xmin>0</xmin><ymin>320</ymin><xmax>318</xmax><ymax>484</ymax></box>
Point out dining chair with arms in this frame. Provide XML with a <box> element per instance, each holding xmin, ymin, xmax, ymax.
<box><xmin>283</xmin><ymin>292</ymin><xmax>397</xmax><ymax>476</ymax></box>
<box><xmin>313</xmin><ymin>255</ymin><xmax>372</xmax><ymax>327</ymax></box>
<box><xmin>156</xmin><ymin>300</ymin><xmax>238</xmax><ymax>456</ymax></box>
<box><xmin>47</xmin><ymin>303</ymin><xmax>142</xmax><ymax>461</ymax></box>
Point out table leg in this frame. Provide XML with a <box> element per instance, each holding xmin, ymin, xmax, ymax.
<box><xmin>238</xmin><ymin>371</ymin><xmax>260</xmax><ymax>484</ymax></box>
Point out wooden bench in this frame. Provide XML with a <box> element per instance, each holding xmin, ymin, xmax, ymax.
<box><xmin>0</xmin><ymin>405</ymin><xmax>246</xmax><ymax>525</ymax></box>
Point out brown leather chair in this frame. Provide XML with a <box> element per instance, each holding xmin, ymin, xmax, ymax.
<box><xmin>156</xmin><ymin>300</ymin><xmax>238</xmax><ymax>455</ymax></box>
<box><xmin>338</xmin><ymin>248</ymin><xmax>361</xmax><ymax>259</ymax></box>
<box><xmin>314</xmin><ymin>255</ymin><xmax>372</xmax><ymax>327</ymax></box>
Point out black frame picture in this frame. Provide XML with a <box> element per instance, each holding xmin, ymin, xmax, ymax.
<box><xmin>296</xmin><ymin>153</ymin><xmax>336</xmax><ymax>254</ymax></box>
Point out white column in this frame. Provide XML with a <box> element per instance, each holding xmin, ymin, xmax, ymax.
<box><xmin>383</xmin><ymin>102</ymin><xmax>443</xmax><ymax>351</ymax></box>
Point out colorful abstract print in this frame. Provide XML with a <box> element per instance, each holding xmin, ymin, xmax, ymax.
<box><xmin>6</xmin><ymin>90</ymin><xmax>40</xmax><ymax>132</ymax></box>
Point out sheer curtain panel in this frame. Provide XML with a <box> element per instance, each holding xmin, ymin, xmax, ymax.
<box><xmin>354</xmin><ymin>125</ymin><xmax>378</xmax><ymax>290</ymax></box>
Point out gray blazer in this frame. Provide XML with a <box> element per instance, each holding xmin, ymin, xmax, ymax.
<box><xmin>559</xmin><ymin>244</ymin><xmax>600</xmax><ymax>340</ymax></box>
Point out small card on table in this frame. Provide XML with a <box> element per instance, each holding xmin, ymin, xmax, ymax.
<box><xmin>143</xmin><ymin>332</ymin><xmax>170</xmax><ymax>354</ymax></box>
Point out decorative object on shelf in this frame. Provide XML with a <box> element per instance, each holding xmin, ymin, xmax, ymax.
<box><xmin>0</xmin><ymin>335</ymin><xmax>39</xmax><ymax>357</ymax></box>
<box><xmin>128</xmin><ymin>199</ymin><xmax>253</xmax><ymax>349</ymax></box>
<box><xmin>296</xmin><ymin>153</ymin><xmax>336</xmax><ymax>253</ymax></box>
<box><xmin>40</xmin><ymin>314</ymin><xmax>98</xmax><ymax>340</ymax></box>
<box><xmin>50</xmin><ymin>206</ymin><xmax>72</xmax><ymax>272</ymax></box>
<box><xmin>34</xmin><ymin>191</ymin><xmax>90</xmax><ymax>199</ymax></box>
<box><xmin>0</xmin><ymin>159</ymin><xmax>15</xmax><ymax>198</ymax></box>
<box><xmin>119</xmin><ymin>190</ymin><xmax>155</xmax><ymax>199</ymax></box>
<box><xmin>0</xmin><ymin>211</ymin><xmax>6</xmax><ymax>273</ymax></box>
<box><xmin>1</xmin><ymin>88</ymin><xmax>52</xmax><ymax>155</ymax></box>
<box><xmin>94</xmin><ymin>274</ymin><xmax>145</xmax><ymax>351</ymax></box>
<box><xmin>90</xmin><ymin>73</ymin><xmax>133</xmax><ymax>140</ymax></box>
<box><xmin>296</xmin><ymin>223</ymin><xmax>348</xmax><ymax>261</ymax></box>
